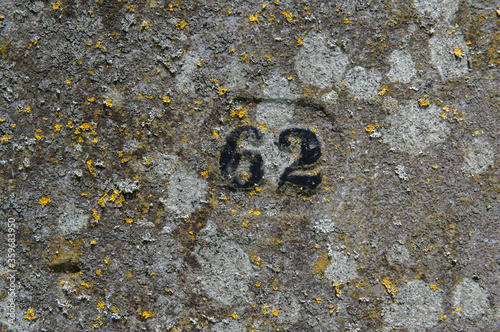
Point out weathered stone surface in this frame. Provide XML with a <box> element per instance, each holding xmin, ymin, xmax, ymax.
<box><xmin>0</xmin><ymin>0</ymin><xmax>499</xmax><ymax>331</ymax></box>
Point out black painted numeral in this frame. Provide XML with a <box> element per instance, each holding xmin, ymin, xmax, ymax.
<box><xmin>278</xmin><ymin>128</ymin><xmax>322</xmax><ymax>190</ymax></box>
<box><xmin>220</xmin><ymin>126</ymin><xmax>264</xmax><ymax>189</ymax></box>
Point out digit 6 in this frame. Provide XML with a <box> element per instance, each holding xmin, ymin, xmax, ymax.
<box><xmin>220</xmin><ymin>126</ymin><xmax>264</xmax><ymax>189</ymax></box>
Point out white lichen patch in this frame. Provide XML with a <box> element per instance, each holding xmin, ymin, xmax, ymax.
<box><xmin>58</xmin><ymin>203</ymin><xmax>89</xmax><ymax>234</ymax></box>
<box><xmin>344</xmin><ymin>66</ymin><xmax>382</xmax><ymax>100</ymax></box>
<box><xmin>386</xmin><ymin>50</ymin><xmax>417</xmax><ymax>84</ymax></box>
<box><xmin>255</xmin><ymin>102</ymin><xmax>297</xmax><ymax>185</ymax></box>
<box><xmin>175</xmin><ymin>51</ymin><xmax>199</xmax><ymax>93</ymax></box>
<box><xmin>255</xmin><ymin>102</ymin><xmax>294</xmax><ymax>132</ymax></box>
<box><xmin>386</xmin><ymin>243</ymin><xmax>410</xmax><ymax>266</ymax></box>
<box><xmin>313</xmin><ymin>218</ymin><xmax>335</xmax><ymax>234</ymax></box>
<box><xmin>324</xmin><ymin>250</ymin><xmax>359</xmax><ymax>284</ymax></box>
<box><xmin>154</xmin><ymin>153</ymin><xmax>208</xmax><ymax>219</ymax></box>
<box><xmin>294</xmin><ymin>33</ymin><xmax>348</xmax><ymax>88</ymax></box>
<box><xmin>261</xmin><ymin>75</ymin><xmax>299</xmax><ymax>100</ymax></box>
<box><xmin>103</xmin><ymin>87</ymin><xmax>125</xmax><ymax>108</ymax></box>
<box><xmin>321</xmin><ymin>89</ymin><xmax>339</xmax><ymax>105</ymax></box>
<box><xmin>383</xmin><ymin>280</ymin><xmax>443</xmax><ymax>332</ymax></box>
<box><xmin>429</xmin><ymin>26</ymin><xmax>469</xmax><ymax>81</ymax></box>
<box><xmin>452</xmin><ymin>278</ymin><xmax>490</xmax><ymax>318</ymax></box>
<box><xmin>382</xmin><ymin>100</ymin><xmax>450</xmax><ymax>156</ymax></box>
<box><xmin>211</xmin><ymin>320</ymin><xmax>246</xmax><ymax>332</ymax></box>
<box><xmin>463</xmin><ymin>138</ymin><xmax>494</xmax><ymax>175</ymax></box>
<box><xmin>195</xmin><ymin>240</ymin><xmax>253</xmax><ymax>306</ymax></box>
<box><xmin>414</xmin><ymin>0</ymin><xmax>460</xmax><ymax>21</ymax></box>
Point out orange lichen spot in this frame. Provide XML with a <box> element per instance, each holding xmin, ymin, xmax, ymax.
<box><xmin>231</xmin><ymin>313</ymin><xmax>238</xmax><ymax>319</ymax></box>
<box><xmin>105</xmin><ymin>99</ymin><xmax>112</xmax><ymax>107</ymax></box>
<box><xmin>430</xmin><ymin>284</ymin><xmax>438</xmax><ymax>291</ymax></box>
<box><xmin>419</xmin><ymin>95</ymin><xmax>430</xmax><ymax>107</ymax></box>
<box><xmin>39</xmin><ymin>197</ymin><xmax>51</xmax><ymax>207</ymax></box>
<box><xmin>176</xmin><ymin>20</ymin><xmax>186</xmax><ymax>30</ymax></box>
<box><xmin>52</xmin><ymin>1</ymin><xmax>61</xmax><ymax>10</ymax></box>
<box><xmin>249</xmin><ymin>13</ymin><xmax>259</xmax><ymax>23</ymax></box>
<box><xmin>24</xmin><ymin>308</ymin><xmax>37</xmax><ymax>320</ymax></box>
<box><xmin>212</xmin><ymin>130</ymin><xmax>219</xmax><ymax>138</ymax></box>
<box><xmin>297</xmin><ymin>37</ymin><xmax>303</xmax><ymax>46</ymax></box>
<box><xmin>316</xmin><ymin>297</ymin><xmax>321</xmax><ymax>304</ymax></box>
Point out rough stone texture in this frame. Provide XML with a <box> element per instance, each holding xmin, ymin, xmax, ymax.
<box><xmin>0</xmin><ymin>0</ymin><xmax>499</xmax><ymax>331</ymax></box>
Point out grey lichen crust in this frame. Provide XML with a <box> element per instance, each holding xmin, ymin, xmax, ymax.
<box><xmin>0</xmin><ymin>0</ymin><xmax>499</xmax><ymax>331</ymax></box>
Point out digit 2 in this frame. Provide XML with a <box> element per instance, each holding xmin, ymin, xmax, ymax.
<box><xmin>278</xmin><ymin>128</ymin><xmax>322</xmax><ymax>190</ymax></box>
<box><xmin>220</xmin><ymin>126</ymin><xmax>264</xmax><ymax>189</ymax></box>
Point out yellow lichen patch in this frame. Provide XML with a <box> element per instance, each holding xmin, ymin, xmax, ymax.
<box><xmin>125</xmin><ymin>218</ymin><xmax>133</xmax><ymax>224</ymax></box>
<box><xmin>176</xmin><ymin>20</ymin><xmax>186</xmax><ymax>30</ymax></box>
<box><xmin>312</xmin><ymin>251</ymin><xmax>330</xmax><ymax>275</ymax></box>
<box><xmin>248</xmin><ymin>252</ymin><xmax>261</xmax><ymax>266</ymax></box>
<box><xmin>315</xmin><ymin>297</ymin><xmax>321</xmax><ymax>304</ymax></box>
<box><xmin>431</xmin><ymin>164</ymin><xmax>439</xmax><ymax>169</ymax></box>
<box><xmin>52</xmin><ymin>1</ymin><xmax>61</xmax><ymax>10</ymax></box>
<box><xmin>365</xmin><ymin>125</ymin><xmax>375</xmax><ymax>132</ymax></box>
<box><xmin>344</xmin><ymin>18</ymin><xmax>350</xmax><ymax>24</ymax></box>
<box><xmin>430</xmin><ymin>284</ymin><xmax>438</xmax><ymax>291</ymax></box>
<box><xmin>97</xmin><ymin>302</ymin><xmax>105</xmax><ymax>309</ymax></box>
<box><xmin>55</xmin><ymin>123</ymin><xmax>62</xmax><ymax>131</ymax></box>
<box><xmin>382</xmin><ymin>277</ymin><xmax>397</xmax><ymax>295</ymax></box>
<box><xmin>219</xmin><ymin>86</ymin><xmax>229</xmax><ymax>95</ymax></box>
<box><xmin>378</xmin><ymin>85</ymin><xmax>389</xmax><ymax>96</ymax></box>
<box><xmin>212</xmin><ymin>130</ymin><xmax>219</xmax><ymax>138</ymax></box>
<box><xmin>231</xmin><ymin>313</ymin><xmax>238</xmax><ymax>319</ymax></box>
<box><xmin>439</xmin><ymin>112</ymin><xmax>447</xmax><ymax>119</ymax></box>
<box><xmin>297</xmin><ymin>37</ymin><xmax>303</xmax><ymax>46</ymax></box>
<box><xmin>162</xmin><ymin>96</ymin><xmax>171</xmax><ymax>103</ymax></box>
<box><xmin>249</xmin><ymin>13</ymin><xmax>259</xmax><ymax>23</ymax></box>
<box><xmin>88</xmin><ymin>97</ymin><xmax>95</xmax><ymax>102</ymax></box>
<box><xmin>39</xmin><ymin>197</ymin><xmax>51</xmax><ymax>207</ymax></box>
<box><xmin>453</xmin><ymin>48</ymin><xmax>464</xmax><ymax>57</ymax></box>
<box><xmin>281</xmin><ymin>11</ymin><xmax>292</xmax><ymax>22</ymax></box>
<box><xmin>419</xmin><ymin>95</ymin><xmax>430</xmax><ymax>107</ymax></box>
<box><xmin>81</xmin><ymin>281</ymin><xmax>90</xmax><ymax>288</ymax></box>
<box><xmin>105</xmin><ymin>99</ymin><xmax>112</xmax><ymax>107</ymax></box>
<box><xmin>272</xmin><ymin>309</ymin><xmax>279</xmax><ymax>316</ymax></box>
<box><xmin>241</xmin><ymin>53</ymin><xmax>249</xmax><ymax>61</ymax></box>
<box><xmin>95</xmin><ymin>269</ymin><xmax>102</xmax><ymax>276</ymax></box>
<box><xmin>141</xmin><ymin>311</ymin><xmax>152</xmax><ymax>318</ymax></box>
<box><xmin>24</xmin><ymin>308</ymin><xmax>37</xmax><ymax>320</ymax></box>
<box><xmin>92</xmin><ymin>209</ymin><xmax>101</xmax><ymax>221</ymax></box>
